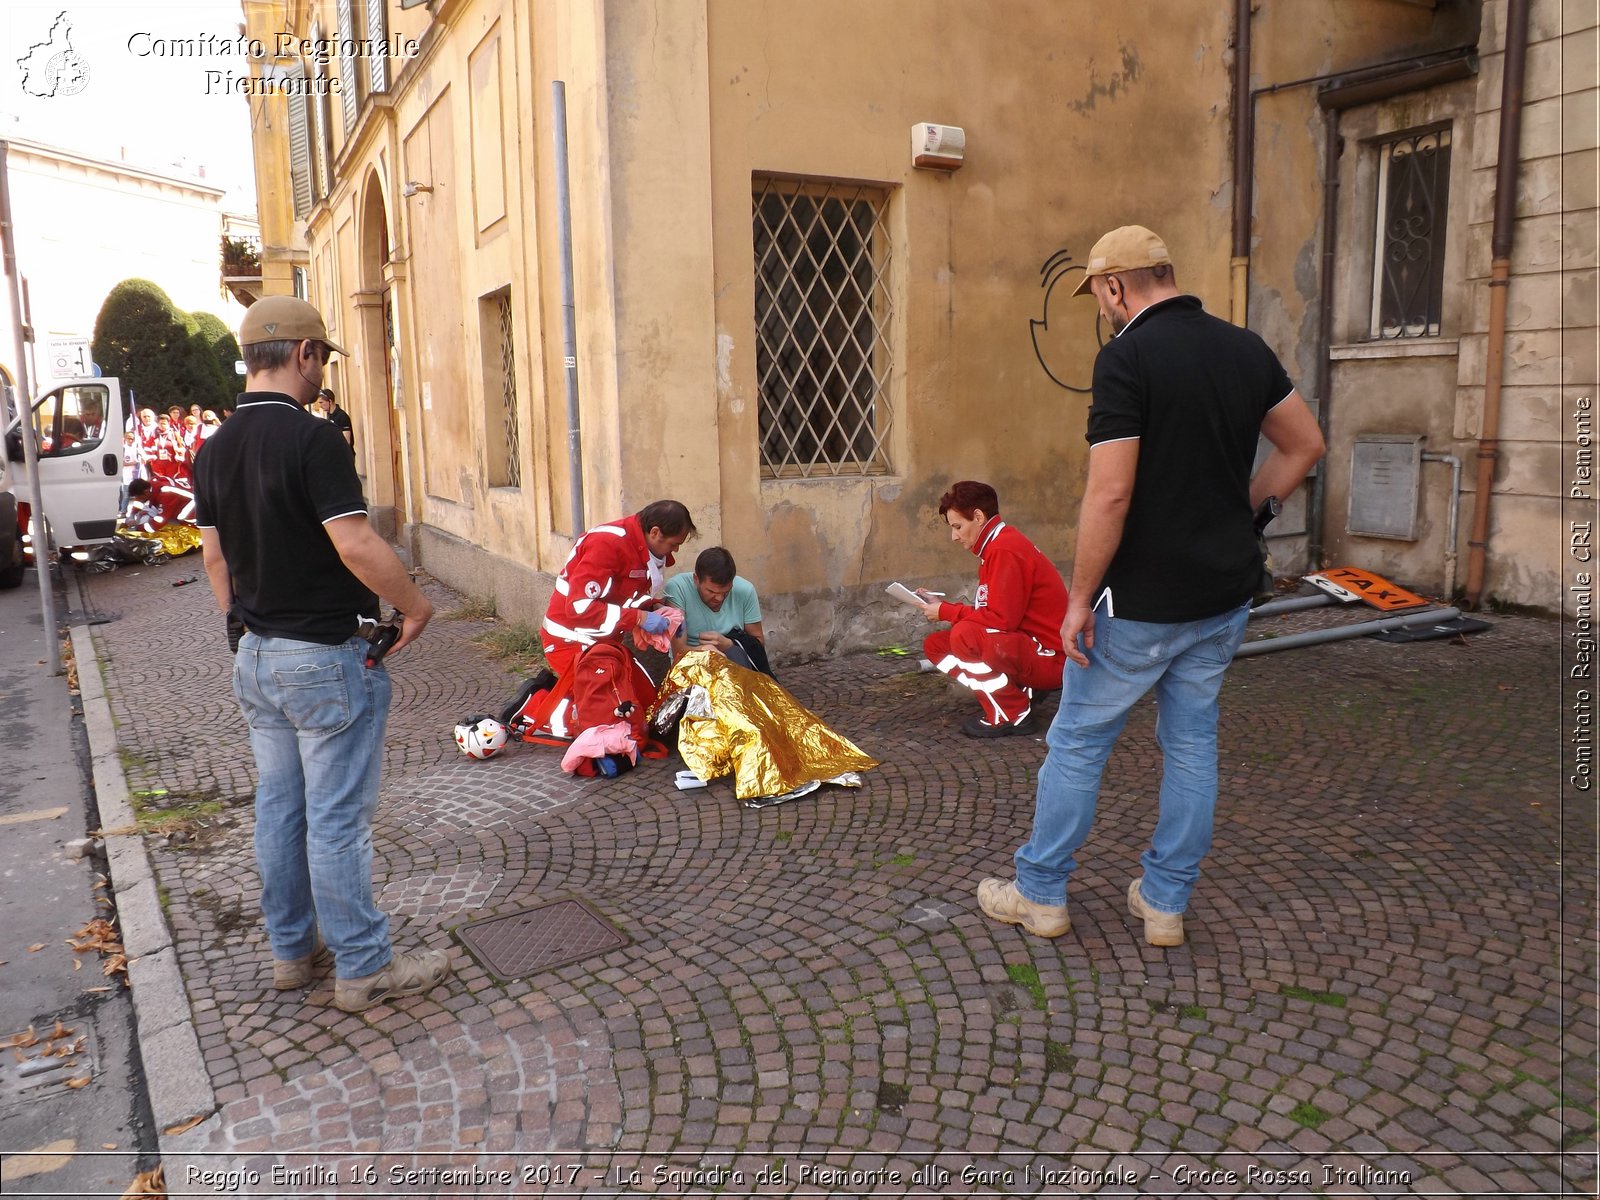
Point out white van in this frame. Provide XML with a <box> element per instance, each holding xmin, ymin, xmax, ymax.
<box><xmin>2</xmin><ymin>377</ymin><xmax>129</xmax><ymax>587</ymax></box>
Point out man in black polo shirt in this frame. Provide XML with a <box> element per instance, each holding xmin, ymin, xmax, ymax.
<box><xmin>314</xmin><ymin>387</ymin><xmax>355</xmax><ymax>455</ymax></box>
<box><xmin>194</xmin><ymin>295</ymin><xmax>452</xmax><ymax>1012</ymax></box>
<box><xmin>979</xmin><ymin>226</ymin><xmax>1325</xmax><ymax>947</ymax></box>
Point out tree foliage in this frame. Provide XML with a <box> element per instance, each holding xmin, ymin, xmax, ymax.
<box><xmin>190</xmin><ymin>311</ymin><xmax>241</xmax><ymax>409</ymax></box>
<box><xmin>91</xmin><ymin>280</ymin><xmax>232</xmax><ymax>413</ymax></box>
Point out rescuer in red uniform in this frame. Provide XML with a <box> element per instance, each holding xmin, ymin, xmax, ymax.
<box><xmin>917</xmin><ymin>481</ymin><xmax>1068</xmax><ymax>738</ymax></box>
<box><xmin>539</xmin><ymin>499</ymin><xmax>694</xmax><ymax>737</ymax></box>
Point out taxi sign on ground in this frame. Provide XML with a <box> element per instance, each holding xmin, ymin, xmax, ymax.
<box><xmin>1305</xmin><ymin>567</ymin><xmax>1430</xmax><ymax>611</ymax></box>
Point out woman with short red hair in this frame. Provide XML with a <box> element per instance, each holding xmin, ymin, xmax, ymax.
<box><xmin>915</xmin><ymin>481</ymin><xmax>1069</xmax><ymax>738</ymax></box>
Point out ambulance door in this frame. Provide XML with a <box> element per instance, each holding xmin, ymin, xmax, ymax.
<box><xmin>8</xmin><ymin>378</ymin><xmax>126</xmax><ymax>544</ymax></box>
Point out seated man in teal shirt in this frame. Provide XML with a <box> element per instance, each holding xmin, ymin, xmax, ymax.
<box><xmin>665</xmin><ymin>546</ymin><xmax>773</xmax><ymax>677</ymax></box>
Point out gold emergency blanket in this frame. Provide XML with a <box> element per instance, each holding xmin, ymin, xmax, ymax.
<box><xmin>116</xmin><ymin>522</ymin><xmax>202</xmax><ymax>557</ymax></box>
<box><xmin>658</xmin><ymin>649</ymin><xmax>878</xmax><ymax>801</ymax></box>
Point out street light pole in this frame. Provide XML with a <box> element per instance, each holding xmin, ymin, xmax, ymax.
<box><xmin>0</xmin><ymin>139</ymin><xmax>62</xmax><ymax>676</ymax></box>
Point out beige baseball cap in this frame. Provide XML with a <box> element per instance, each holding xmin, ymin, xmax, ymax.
<box><xmin>1071</xmin><ymin>225</ymin><xmax>1173</xmax><ymax>296</ymax></box>
<box><xmin>238</xmin><ymin>295</ymin><xmax>348</xmax><ymax>354</ymax></box>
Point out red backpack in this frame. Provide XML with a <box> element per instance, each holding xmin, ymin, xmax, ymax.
<box><xmin>569</xmin><ymin>643</ymin><xmax>650</xmax><ymax>741</ymax></box>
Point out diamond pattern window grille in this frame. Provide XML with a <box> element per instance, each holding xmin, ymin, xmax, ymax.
<box><xmin>1372</xmin><ymin>127</ymin><xmax>1451</xmax><ymax>340</ymax></box>
<box><xmin>753</xmin><ymin>177</ymin><xmax>894</xmax><ymax>478</ymax></box>
<box><xmin>485</xmin><ymin>289</ymin><xmax>520</xmax><ymax>488</ymax></box>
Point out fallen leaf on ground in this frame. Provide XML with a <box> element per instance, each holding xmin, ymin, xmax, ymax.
<box><xmin>27</xmin><ymin>943</ymin><xmax>45</xmax><ymax>952</ymax></box>
<box><xmin>4</xmin><ymin>1026</ymin><xmax>38</xmax><ymax>1048</ymax></box>
<box><xmin>50</xmin><ymin>1020</ymin><xmax>72</xmax><ymax>1041</ymax></box>
<box><xmin>120</xmin><ymin>1165</ymin><xmax>165</xmax><ymax>1197</ymax></box>
<box><xmin>73</xmin><ymin>959</ymin><xmax>81</xmax><ymax>971</ymax></box>
<box><xmin>162</xmin><ymin>1114</ymin><xmax>205</xmax><ymax>1135</ymax></box>
<box><xmin>84</xmin><ymin>986</ymin><xmax>111</xmax><ymax>994</ymax></box>
<box><xmin>101</xmin><ymin>1142</ymin><xmax>117</xmax><ymax>1149</ymax></box>
<box><xmin>64</xmin><ymin>1076</ymin><xmax>90</xmax><ymax>1088</ymax></box>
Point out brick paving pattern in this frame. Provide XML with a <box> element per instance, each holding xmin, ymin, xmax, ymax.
<box><xmin>82</xmin><ymin>558</ymin><xmax>1595</xmax><ymax>1196</ymax></box>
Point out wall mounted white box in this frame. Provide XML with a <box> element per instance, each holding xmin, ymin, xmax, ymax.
<box><xmin>912</xmin><ymin>123</ymin><xmax>965</xmax><ymax>170</ymax></box>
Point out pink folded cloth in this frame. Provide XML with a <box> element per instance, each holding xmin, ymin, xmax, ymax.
<box><xmin>631</xmin><ymin>605</ymin><xmax>685</xmax><ymax>653</ymax></box>
<box><xmin>560</xmin><ymin>721</ymin><xmax>639</xmax><ymax>773</ymax></box>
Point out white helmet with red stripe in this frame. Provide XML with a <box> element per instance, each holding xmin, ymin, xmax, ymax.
<box><xmin>454</xmin><ymin>714</ymin><xmax>509</xmax><ymax>760</ymax></box>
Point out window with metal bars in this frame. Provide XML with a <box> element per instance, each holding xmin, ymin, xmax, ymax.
<box><xmin>481</xmin><ymin>289</ymin><xmax>520</xmax><ymax>488</ymax></box>
<box><xmin>753</xmin><ymin>177</ymin><xmax>894</xmax><ymax>477</ymax></box>
<box><xmin>1371</xmin><ymin>126</ymin><xmax>1451</xmax><ymax>339</ymax></box>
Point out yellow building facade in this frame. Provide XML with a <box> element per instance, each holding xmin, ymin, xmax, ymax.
<box><xmin>242</xmin><ymin>0</ymin><xmax>1592</xmax><ymax>650</ymax></box>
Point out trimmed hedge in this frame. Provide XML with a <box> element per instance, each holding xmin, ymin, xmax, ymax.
<box><xmin>90</xmin><ymin>279</ymin><xmax>232</xmax><ymax>414</ymax></box>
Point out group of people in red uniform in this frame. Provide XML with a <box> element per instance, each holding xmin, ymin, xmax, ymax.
<box><xmin>127</xmin><ymin>405</ymin><xmax>224</xmax><ymax>522</ymax></box>
<box><xmin>532</xmin><ymin>485</ymin><xmax>1061</xmax><ymax>748</ymax></box>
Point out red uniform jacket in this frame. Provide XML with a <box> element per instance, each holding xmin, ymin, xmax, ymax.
<box><xmin>937</xmin><ymin>517</ymin><xmax>1068</xmax><ymax>653</ymax></box>
<box><xmin>541</xmin><ymin>514</ymin><xmax>670</xmax><ymax>650</ymax></box>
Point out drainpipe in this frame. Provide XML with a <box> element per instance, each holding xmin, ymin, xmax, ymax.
<box><xmin>1308</xmin><ymin>105</ymin><xmax>1340</xmax><ymax>572</ymax></box>
<box><xmin>1423</xmin><ymin>451</ymin><xmax>1463</xmax><ymax>600</ymax></box>
<box><xmin>1229</xmin><ymin>0</ymin><xmax>1253</xmax><ymax>327</ymax></box>
<box><xmin>552</xmin><ymin>80</ymin><xmax>586</xmax><ymax>536</ymax></box>
<box><xmin>1464</xmin><ymin>0</ymin><xmax>1530</xmax><ymax>608</ymax></box>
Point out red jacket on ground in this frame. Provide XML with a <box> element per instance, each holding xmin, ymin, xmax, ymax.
<box><xmin>541</xmin><ymin>514</ymin><xmax>669</xmax><ymax>651</ymax></box>
<box><xmin>937</xmin><ymin>517</ymin><xmax>1067</xmax><ymax>653</ymax></box>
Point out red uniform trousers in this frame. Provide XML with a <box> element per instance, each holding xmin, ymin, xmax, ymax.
<box><xmin>541</xmin><ymin>640</ymin><xmax>657</xmax><ymax>739</ymax></box>
<box><xmin>924</xmin><ymin>620</ymin><xmax>1063</xmax><ymax>725</ymax></box>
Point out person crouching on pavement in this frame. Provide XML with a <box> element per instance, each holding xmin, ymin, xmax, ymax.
<box><xmin>665</xmin><ymin>546</ymin><xmax>775</xmax><ymax>679</ymax></box>
<box><xmin>915</xmin><ymin>480</ymin><xmax>1068</xmax><ymax>738</ymax></box>
<box><xmin>538</xmin><ymin>499</ymin><xmax>694</xmax><ymax>738</ymax></box>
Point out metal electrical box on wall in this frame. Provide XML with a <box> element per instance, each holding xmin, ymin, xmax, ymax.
<box><xmin>1348</xmin><ymin>434</ymin><xmax>1424</xmax><ymax>540</ymax></box>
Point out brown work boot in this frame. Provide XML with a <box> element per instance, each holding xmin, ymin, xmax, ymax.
<box><xmin>977</xmin><ymin>878</ymin><xmax>1071</xmax><ymax>938</ymax></box>
<box><xmin>271</xmin><ymin>938</ymin><xmax>332</xmax><ymax>990</ymax></box>
<box><xmin>1127</xmin><ymin>878</ymin><xmax>1184</xmax><ymax>947</ymax></box>
<box><xmin>333</xmin><ymin>948</ymin><xmax>454</xmax><ymax>1013</ymax></box>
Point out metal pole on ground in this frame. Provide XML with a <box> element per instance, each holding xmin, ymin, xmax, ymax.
<box><xmin>1235</xmin><ymin>606</ymin><xmax>1462</xmax><ymax>658</ymax></box>
<box><xmin>1250</xmin><ymin>594</ymin><xmax>1338</xmax><ymax>618</ymax></box>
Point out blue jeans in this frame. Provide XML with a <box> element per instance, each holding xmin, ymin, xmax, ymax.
<box><xmin>232</xmin><ymin>634</ymin><xmax>392</xmax><ymax>979</ymax></box>
<box><xmin>1014</xmin><ymin>601</ymin><xmax>1251</xmax><ymax>914</ymax></box>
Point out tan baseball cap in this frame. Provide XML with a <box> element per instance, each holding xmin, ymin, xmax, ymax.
<box><xmin>238</xmin><ymin>295</ymin><xmax>348</xmax><ymax>354</ymax></box>
<box><xmin>1071</xmin><ymin>225</ymin><xmax>1173</xmax><ymax>296</ymax></box>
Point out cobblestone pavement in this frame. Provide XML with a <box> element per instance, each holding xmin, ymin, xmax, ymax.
<box><xmin>80</xmin><ymin>557</ymin><xmax>1594</xmax><ymax>1197</ymax></box>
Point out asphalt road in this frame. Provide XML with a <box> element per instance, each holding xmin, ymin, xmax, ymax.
<box><xmin>0</xmin><ymin>565</ymin><xmax>156</xmax><ymax>1195</ymax></box>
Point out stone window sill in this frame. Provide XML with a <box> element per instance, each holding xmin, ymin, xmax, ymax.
<box><xmin>1330</xmin><ymin>339</ymin><xmax>1460</xmax><ymax>361</ymax></box>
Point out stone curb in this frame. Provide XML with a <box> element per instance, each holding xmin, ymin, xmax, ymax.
<box><xmin>70</xmin><ymin>624</ymin><xmax>215</xmax><ymax>1136</ymax></box>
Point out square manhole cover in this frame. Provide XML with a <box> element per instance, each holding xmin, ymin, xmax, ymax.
<box><xmin>456</xmin><ymin>899</ymin><xmax>628</xmax><ymax>980</ymax></box>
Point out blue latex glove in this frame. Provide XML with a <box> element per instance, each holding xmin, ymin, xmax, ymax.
<box><xmin>640</xmin><ymin>610</ymin><xmax>670</xmax><ymax>635</ymax></box>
